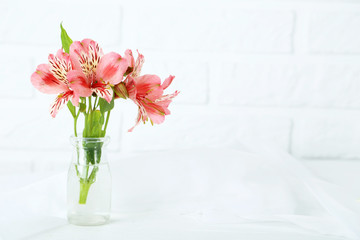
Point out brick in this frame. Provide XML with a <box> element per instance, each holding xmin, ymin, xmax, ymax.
<box><xmin>0</xmin><ymin>150</ymin><xmax>69</xmax><ymax>175</ymax></box>
<box><xmin>140</xmin><ymin>58</ymin><xmax>208</xmax><ymax>104</ymax></box>
<box><xmin>121</xmin><ymin>112</ymin><xmax>291</xmax><ymax>153</ymax></box>
<box><xmin>0</xmin><ymin>2</ymin><xmax>122</xmax><ymax>46</ymax></box>
<box><xmin>104</xmin><ymin>107</ymin><xmax>123</xmax><ymax>151</ymax></box>
<box><xmin>31</xmin><ymin>151</ymin><xmax>69</xmax><ymax>173</ymax></box>
<box><xmin>309</xmin><ymin>12</ymin><xmax>360</xmax><ymax>53</ymax></box>
<box><xmin>292</xmin><ymin>116</ymin><xmax>360</xmax><ymax>159</ymax></box>
<box><xmin>0</xmin><ymin>74</ymin><xmax>125</xmax><ymax>151</ymax></box>
<box><xmin>0</xmin><ymin>106</ymin><xmax>69</xmax><ymax>150</ymax></box>
<box><xmin>0</xmin><ymin>151</ymin><xmax>33</xmax><ymax>175</ymax></box>
<box><xmin>123</xmin><ymin>8</ymin><xmax>294</xmax><ymax>52</ymax></box>
<box><xmin>0</xmin><ymin>104</ymin><xmax>122</xmax><ymax>151</ymax></box>
<box><xmin>0</xmin><ymin>56</ymin><xmax>34</xmax><ymax>98</ymax></box>
<box><xmin>219</xmin><ymin>63</ymin><xmax>360</xmax><ymax>108</ymax></box>
<box><xmin>0</xmin><ymin>107</ymin><xmax>73</xmax><ymax>150</ymax></box>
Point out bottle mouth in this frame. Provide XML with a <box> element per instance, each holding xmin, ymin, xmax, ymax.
<box><xmin>70</xmin><ymin>136</ymin><xmax>111</xmax><ymax>146</ymax></box>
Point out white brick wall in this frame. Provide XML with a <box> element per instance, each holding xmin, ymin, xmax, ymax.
<box><xmin>123</xmin><ymin>8</ymin><xmax>294</xmax><ymax>52</ymax></box>
<box><xmin>140</xmin><ymin>59</ymin><xmax>209</xmax><ymax>104</ymax></box>
<box><xmin>1</xmin><ymin>0</ymin><xmax>360</xmax><ymax>174</ymax></box>
<box><xmin>220</xmin><ymin>63</ymin><xmax>360</xmax><ymax>107</ymax></box>
<box><xmin>310</xmin><ymin>12</ymin><xmax>360</xmax><ymax>53</ymax></box>
<box><xmin>0</xmin><ymin>2</ymin><xmax>122</xmax><ymax>46</ymax></box>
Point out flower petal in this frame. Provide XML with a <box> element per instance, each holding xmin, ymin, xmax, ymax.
<box><xmin>155</xmin><ymin>90</ymin><xmax>180</xmax><ymax>104</ymax></box>
<box><xmin>93</xmin><ymin>84</ymin><xmax>113</xmax><ymax>103</ymax></box>
<box><xmin>128</xmin><ymin>109</ymin><xmax>142</xmax><ymax>132</ymax></box>
<box><xmin>154</xmin><ymin>90</ymin><xmax>180</xmax><ymax>114</ymax></box>
<box><xmin>134</xmin><ymin>74</ymin><xmax>163</xmax><ymax>100</ymax></box>
<box><xmin>55</xmin><ymin>48</ymin><xmax>71</xmax><ymax>63</ymax></box>
<box><xmin>87</xmin><ymin>39</ymin><xmax>104</xmax><ymax>65</ymax></box>
<box><xmin>48</xmin><ymin>50</ymin><xmax>72</xmax><ymax>84</ymax></box>
<box><xmin>147</xmin><ymin>109</ymin><xmax>165</xmax><ymax>124</ymax></box>
<box><xmin>31</xmin><ymin>64</ymin><xmax>69</xmax><ymax>94</ymax></box>
<box><xmin>134</xmin><ymin>74</ymin><xmax>161</xmax><ymax>92</ymax></box>
<box><xmin>162</xmin><ymin>75</ymin><xmax>175</xmax><ymax>90</ymax></box>
<box><xmin>132</xmin><ymin>50</ymin><xmax>144</xmax><ymax>77</ymax></box>
<box><xmin>50</xmin><ymin>91</ymin><xmax>73</xmax><ymax>118</ymax></box>
<box><xmin>128</xmin><ymin>103</ymin><xmax>147</xmax><ymax>132</ymax></box>
<box><xmin>141</xmin><ymin>99</ymin><xmax>166</xmax><ymax>123</ymax></box>
<box><xmin>69</xmin><ymin>41</ymin><xmax>87</xmax><ymax>72</ymax></box>
<box><xmin>124</xmin><ymin>76</ymin><xmax>137</xmax><ymax>100</ymax></box>
<box><xmin>67</xmin><ymin>70</ymin><xmax>93</xmax><ymax>105</ymax></box>
<box><xmin>124</xmin><ymin>49</ymin><xmax>135</xmax><ymax>75</ymax></box>
<box><xmin>70</xmin><ymin>39</ymin><xmax>103</xmax><ymax>77</ymax></box>
<box><xmin>97</xmin><ymin>52</ymin><xmax>128</xmax><ymax>85</ymax></box>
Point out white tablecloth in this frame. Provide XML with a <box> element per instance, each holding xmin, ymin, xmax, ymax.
<box><xmin>1</xmin><ymin>142</ymin><xmax>359</xmax><ymax>240</ymax></box>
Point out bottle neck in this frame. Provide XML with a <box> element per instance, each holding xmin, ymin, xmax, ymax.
<box><xmin>71</xmin><ymin>137</ymin><xmax>110</xmax><ymax>165</ymax></box>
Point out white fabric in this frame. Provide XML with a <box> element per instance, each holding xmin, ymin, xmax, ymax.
<box><xmin>0</xmin><ymin>142</ymin><xmax>359</xmax><ymax>239</ymax></box>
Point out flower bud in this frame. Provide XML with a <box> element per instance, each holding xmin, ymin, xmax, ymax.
<box><xmin>79</xmin><ymin>103</ymin><xmax>86</xmax><ymax>113</ymax></box>
<box><xmin>114</xmin><ymin>82</ymin><xmax>128</xmax><ymax>99</ymax></box>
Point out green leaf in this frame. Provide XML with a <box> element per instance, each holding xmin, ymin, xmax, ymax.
<box><xmin>90</xmin><ymin>110</ymin><xmax>104</xmax><ymax>137</ymax></box>
<box><xmin>83</xmin><ymin>110</ymin><xmax>105</xmax><ymax>138</ymax></box>
<box><xmin>60</xmin><ymin>23</ymin><xmax>73</xmax><ymax>54</ymax></box>
<box><xmin>99</xmin><ymin>97</ymin><xmax>114</xmax><ymax>114</ymax></box>
<box><xmin>67</xmin><ymin>101</ymin><xmax>76</xmax><ymax>118</ymax></box>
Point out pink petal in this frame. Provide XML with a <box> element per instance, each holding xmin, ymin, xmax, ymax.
<box><xmin>134</xmin><ymin>74</ymin><xmax>163</xmax><ymax>100</ymax></box>
<box><xmin>50</xmin><ymin>91</ymin><xmax>73</xmax><ymax>118</ymax></box>
<box><xmin>144</xmin><ymin>102</ymin><xmax>165</xmax><ymax>124</ymax></box>
<box><xmin>97</xmin><ymin>52</ymin><xmax>128</xmax><ymax>85</ymax></box>
<box><xmin>69</xmin><ymin>41</ymin><xmax>86</xmax><ymax>72</ymax></box>
<box><xmin>93</xmin><ymin>84</ymin><xmax>113</xmax><ymax>103</ymax></box>
<box><xmin>48</xmin><ymin>51</ymin><xmax>72</xmax><ymax>84</ymax></box>
<box><xmin>87</xmin><ymin>39</ymin><xmax>104</xmax><ymax>69</ymax></box>
<box><xmin>55</xmin><ymin>49</ymin><xmax>72</xmax><ymax>68</ymax></box>
<box><xmin>124</xmin><ymin>76</ymin><xmax>137</xmax><ymax>100</ymax></box>
<box><xmin>162</xmin><ymin>75</ymin><xmax>175</xmax><ymax>90</ymax></box>
<box><xmin>124</xmin><ymin>49</ymin><xmax>135</xmax><ymax>70</ymax></box>
<box><xmin>132</xmin><ymin>50</ymin><xmax>144</xmax><ymax>77</ymax></box>
<box><xmin>67</xmin><ymin>70</ymin><xmax>93</xmax><ymax>105</ymax></box>
<box><xmin>71</xmin><ymin>94</ymin><xmax>80</xmax><ymax>107</ymax></box>
<box><xmin>154</xmin><ymin>90</ymin><xmax>180</xmax><ymax>114</ymax></box>
<box><xmin>146</xmin><ymin>86</ymin><xmax>164</xmax><ymax>102</ymax></box>
<box><xmin>31</xmin><ymin>64</ymin><xmax>69</xmax><ymax>94</ymax></box>
<box><xmin>81</xmin><ymin>39</ymin><xmax>104</xmax><ymax>58</ymax></box>
<box><xmin>70</xmin><ymin>39</ymin><xmax>103</xmax><ymax>75</ymax></box>
<box><xmin>135</xmin><ymin>74</ymin><xmax>162</xmax><ymax>94</ymax></box>
<box><xmin>128</xmin><ymin>103</ymin><xmax>147</xmax><ymax>132</ymax></box>
<box><xmin>135</xmin><ymin>74</ymin><xmax>161</xmax><ymax>86</ymax></box>
<box><xmin>128</xmin><ymin>109</ymin><xmax>142</xmax><ymax>132</ymax></box>
<box><xmin>155</xmin><ymin>90</ymin><xmax>180</xmax><ymax>105</ymax></box>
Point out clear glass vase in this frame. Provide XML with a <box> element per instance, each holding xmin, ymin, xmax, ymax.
<box><xmin>67</xmin><ymin>136</ymin><xmax>112</xmax><ymax>226</ymax></box>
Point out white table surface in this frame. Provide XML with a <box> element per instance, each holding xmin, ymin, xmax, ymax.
<box><xmin>0</xmin><ymin>146</ymin><xmax>359</xmax><ymax>240</ymax></box>
<box><xmin>0</xmin><ymin>213</ymin><xmax>347</xmax><ymax>240</ymax></box>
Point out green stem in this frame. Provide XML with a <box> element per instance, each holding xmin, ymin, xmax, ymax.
<box><xmin>79</xmin><ymin>181</ymin><xmax>91</xmax><ymax>204</ymax></box>
<box><xmin>93</xmin><ymin>96</ymin><xmax>98</xmax><ymax>111</ymax></box>
<box><xmin>78</xmin><ymin>166</ymin><xmax>99</xmax><ymax>204</ymax></box>
<box><xmin>74</xmin><ymin>110</ymin><xmax>80</xmax><ymax>137</ymax></box>
<box><xmin>88</xmin><ymin>97</ymin><xmax>92</xmax><ymax>114</ymax></box>
<box><xmin>85</xmin><ymin>164</ymin><xmax>89</xmax><ymax>178</ymax></box>
<box><xmin>84</xmin><ymin>97</ymin><xmax>94</xmax><ymax>137</ymax></box>
<box><xmin>103</xmin><ymin>110</ymin><xmax>111</xmax><ymax>133</ymax></box>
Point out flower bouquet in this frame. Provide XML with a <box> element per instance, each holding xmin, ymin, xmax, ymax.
<box><xmin>30</xmin><ymin>24</ymin><xmax>178</xmax><ymax>225</ymax></box>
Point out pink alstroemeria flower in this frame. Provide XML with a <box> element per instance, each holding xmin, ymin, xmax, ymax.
<box><xmin>123</xmin><ymin>50</ymin><xmax>179</xmax><ymax>132</ymax></box>
<box><xmin>68</xmin><ymin>39</ymin><xmax>128</xmax><ymax>103</ymax></box>
<box><xmin>31</xmin><ymin>49</ymin><xmax>91</xmax><ymax>117</ymax></box>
